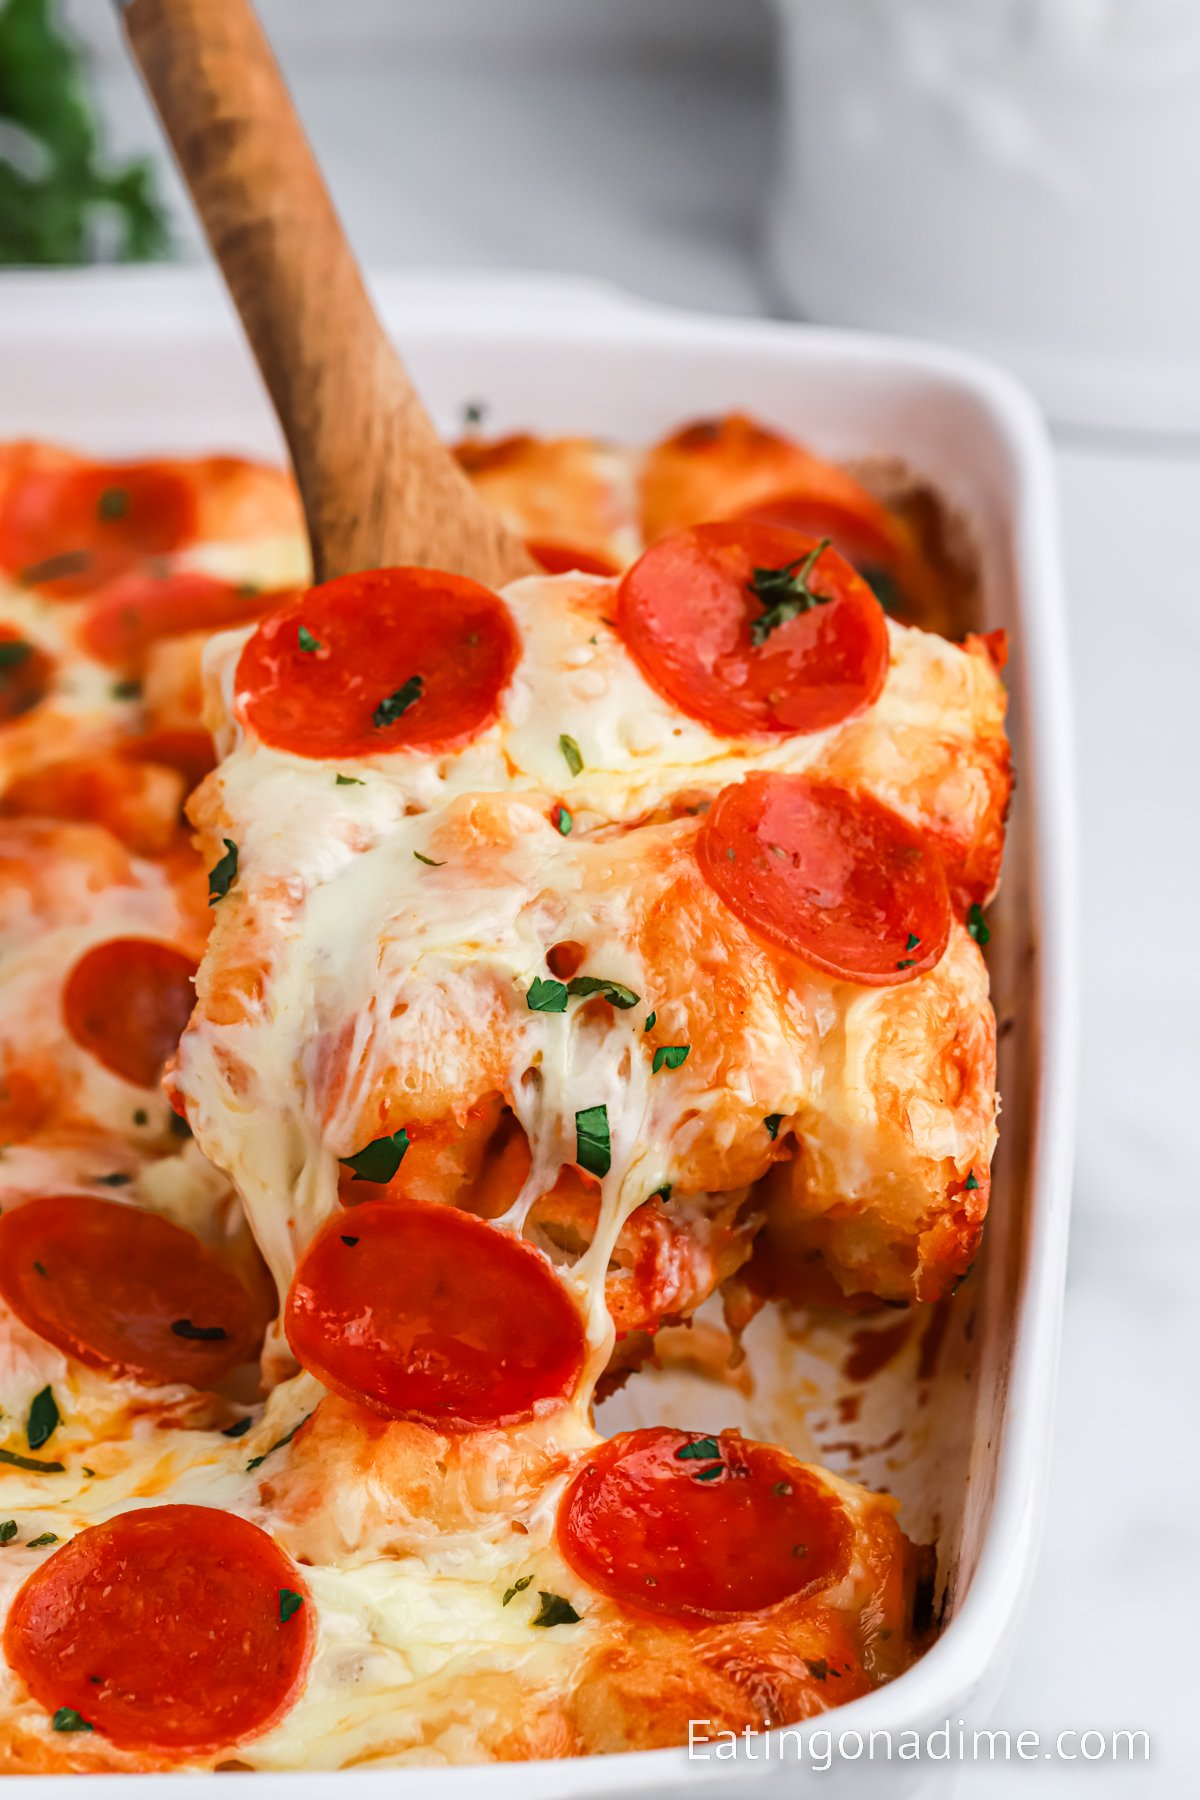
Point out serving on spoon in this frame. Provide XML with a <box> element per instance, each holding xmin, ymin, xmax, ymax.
<box><xmin>119</xmin><ymin>0</ymin><xmax>534</xmax><ymax>589</ymax></box>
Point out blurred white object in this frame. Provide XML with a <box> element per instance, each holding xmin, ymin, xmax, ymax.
<box><xmin>769</xmin><ymin>0</ymin><xmax>1200</xmax><ymax>431</ymax></box>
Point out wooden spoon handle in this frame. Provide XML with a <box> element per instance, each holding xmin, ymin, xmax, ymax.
<box><xmin>120</xmin><ymin>0</ymin><xmax>534</xmax><ymax>588</ymax></box>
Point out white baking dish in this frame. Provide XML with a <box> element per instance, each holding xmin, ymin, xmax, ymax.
<box><xmin>0</xmin><ymin>268</ymin><xmax>1076</xmax><ymax>1798</ymax></box>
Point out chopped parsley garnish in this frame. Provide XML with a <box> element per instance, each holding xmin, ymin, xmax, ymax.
<box><xmin>27</xmin><ymin>1387</ymin><xmax>58</xmax><ymax>1451</ymax></box>
<box><xmin>169</xmin><ymin>1112</ymin><xmax>192</xmax><ymax>1140</ymax></box>
<box><xmin>748</xmin><ymin>537</ymin><xmax>833</xmax><ymax>647</ymax></box>
<box><xmin>964</xmin><ymin>1171</ymin><xmax>980</xmax><ymax>1191</ymax></box>
<box><xmin>97</xmin><ymin>486</ymin><xmax>129</xmax><ymax>522</ymax></box>
<box><xmin>531</xmin><ymin>1590</ymin><xmax>581</xmax><ymax>1628</ymax></box>
<box><xmin>207</xmin><ymin>837</ymin><xmax>239</xmax><ymax>906</ymax></box>
<box><xmin>339</xmin><ymin>1129</ymin><xmax>410</xmax><ymax>1184</ymax></box>
<box><xmin>297</xmin><ymin>625</ymin><xmax>321</xmax><ymax>653</ymax></box>
<box><xmin>906</xmin><ymin>932</ymin><xmax>921</xmax><ymax>951</ymax></box>
<box><xmin>462</xmin><ymin>400</ymin><xmax>487</xmax><ymax>430</ymax></box>
<box><xmin>675</xmin><ymin>1436</ymin><xmax>720</xmax><ymax>1461</ymax></box>
<box><xmin>966</xmin><ymin>903</ymin><xmax>991</xmax><ymax>947</ymax></box>
<box><xmin>111</xmin><ymin>678</ymin><xmax>141</xmax><ymax>701</ymax></box>
<box><xmin>413</xmin><ymin>851</ymin><xmax>446</xmax><ymax>867</ymax></box>
<box><xmin>171</xmin><ymin>1319</ymin><xmax>227</xmax><ymax>1342</ymax></box>
<box><xmin>896</xmin><ymin>957</ymin><xmax>917</xmax><ymax>970</ymax></box>
<box><xmin>644</xmin><ymin>1010</ymin><xmax>657</xmax><ymax>1032</ymax></box>
<box><xmin>527</xmin><ymin>976</ymin><xmax>568</xmax><ymax>1014</ymax></box>
<box><xmin>0</xmin><ymin>639</ymin><xmax>32</xmax><ymax>670</ymax></box>
<box><xmin>863</xmin><ymin>567</ymin><xmax>904</xmax><ymax>615</ymax></box>
<box><xmin>373</xmin><ymin>674</ymin><xmax>424</xmax><ymax>729</ymax></box>
<box><xmin>566</xmin><ymin>975</ymin><xmax>639</xmax><ymax>1010</ymax></box>
<box><xmin>340</xmin><ymin>1235</ymin><xmax>359</xmax><ymax>1247</ymax></box>
<box><xmin>575</xmin><ymin>1104</ymin><xmax>611</xmax><ymax>1178</ymax></box>
<box><xmin>221</xmin><ymin>1417</ymin><xmax>253</xmax><ymax>1439</ymax></box>
<box><xmin>51</xmin><ymin>1707</ymin><xmax>93</xmax><ymax>1733</ymax></box>
<box><xmin>246</xmin><ymin>1413</ymin><xmax>311</xmax><ymax>1473</ymax></box>
<box><xmin>95</xmin><ymin>1172</ymin><xmax>131</xmax><ymax>1187</ymax></box>
<box><xmin>652</xmin><ymin>1044</ymin><xmax>690</xmax><ymax>1074</ymax></box>
<box><xmin>502</xmin><ymin>1573</ymin><xmax>533</xmax><ymax>1606</ymax></box>
<box><xmin>693</xmin><ymin>1464</ymin><xmax>723</xmax><ymax>1482</ymax></box>
<box><xmin>335</xmin><ymin>773</ymin><xmax>365</xmax><ymax>786</ymax></box>
<box><xmin>0</xmin><ymin>1448</ymin><xmax>64</xmax><ymax>1474</ymax></box>
<box><xmin>764</xmin><ymin>1114</ymin><xmax>783</xmax><ymax>1140</ymax></box>
<box><xmin>278</xmin><ymin>1588</ymin><xmax>304</xmax><ymax>1624</ymax></box>
<box><xmin>133</xmin><ymin>1109</ymin><xmax>149</xmax><ymax>1126</ymax></box>
<box><xmin>558</xmin><ymin>733</ymin><xmax>583</xmax><ymax>777</ymax></box>
<box><xmin>650</xmin><ymin>1183</ymin><xmax>672</xmax><ymax>1202</ymax></box>
<box><xmin>805</xmin><ymin>1657</ymin><xmax>829</xmax><ymax>1681</ymax></box>
<box><xmin>33</xmin><ymin>1261</ymin><xmax>48</xmax><ymax>1278</ymax></box>
<box><xmin>0</xmin><ymin>1520</ymin><xmax>16</xmax><ymax>1543</ymax></box>
<box><xmin>551</xmin><ymin>804</ymin><xmax>572</xmax><ymax>836</ymax></box>
<box><xmin>26</xmin><ymin>1532</ymin><xmax>57</xmax><ymax>1548</ymax></box>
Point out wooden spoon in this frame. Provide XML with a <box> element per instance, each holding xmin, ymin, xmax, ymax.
<box><xmin>119</xmin><ymin>0</ymin><xmax>535</xmax><ymax>590</ymax></box>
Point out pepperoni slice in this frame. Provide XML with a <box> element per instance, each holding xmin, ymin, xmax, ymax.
<box><xmin>81</xmin><ymin>571</ymin><xmax>282</xmax><ymax>667</ymax></box>
<box><xmin>285</xmin><ymin>1197</ymin><xmax>585</xmax><ymax>1430</ymax></box>
<box><xmin>3</xmin><ymin>1504</ymin><xmax>311</xmax><ymax>1753</ymax></box>
<box><xmin>0</xmin><ymin>1194</ymin><xmax>265</xmax><ymax>1386</ymax></box>
<box><xmin>0</xmin><ymin>624</ymin><xmax>53</xmax><ymax>722</ymax></box>
<box><xmin>235</xmin><ymin>568</ymin><xmax>520</xmax><ymax>761</ymax></box>
<box><xmin>64</xmin><ymin>938</ymin><xmax>197</xmax><ymax>1088</ymax></box>
<box><xmin>527</xmin><ymin>539</ymin><xmax>620</xmax><ymax>578</ymax></box>
<box><xmin>558</xmin><ymin>1428</ymin><xmax>852</xmax><ymax>1621</ymax></box>
<box><xmin>0</xmin><ymin>463</ymin><xmax>195</xmax><ymax>598</ymax></box>
<box><xmin>616</xmin><ymin>523</ymin><xmax>888</xmax><ymax>738</ymax></box>
<box><xmin>697</xmin><ymin>773</ymin><xmax>951</xmax><ymax>985</ymax></box>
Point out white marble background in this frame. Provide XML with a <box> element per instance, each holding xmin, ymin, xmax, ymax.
<box><xmin>55</xmin><ymin>3</ymin><xmax>1200</xmax><ymax>1792</ymax></box>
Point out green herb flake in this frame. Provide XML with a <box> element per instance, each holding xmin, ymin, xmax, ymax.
<box><xmin>527</xmin><ymin>976</ymin><xmax>568</xmax><ymax>1014</ymax></box>
<box><xmin>171</xmin><ymin>1319</ymin><xmax>227</xmax><ymax>1342</ymax></box>
<box><xmin>297</xmin><ymin>625</ymin><xmax>321</xmax><ymax>653</ymax></box>
<box><xmin>373</xmin><ymin>675</ymin><xmax>424</xmax><ymax>729</ymax></box>
<box><xmin>772</xmin><ymin>1481</ymin><xmax>793</xmax><ymax>1497</ymax></box>
<box><xmin>27</xmin><ymin>1387</ymin><xmax>59</xmax><ymax>1451</ymax></box>
<box><xmin>896</xmin><ymin>958</ymin><xmax>917</xmax><ymax>970</ymax></box>
<box><xmin>221</xmin><ymin>1417</ymin><xmax>253</xmax><ymax>1439</ymax></box>
<box><xmin>339</xmin><ymin>1129</ymin><xmax>411</xmax><ymax>1184</ymax></box>
<box><xmin>413</xmin><ymin>851</ymin><xmax>446</xmax><ymax>867</ymax></box>
<box><xmin>551</xmin><ymin>804</ymin><xmax>572</xmax><ymax>836</ymax></box>
<box><xmin>246</xmin><ymin>1413</ymin><xmax>312</xmax><ymax>1473</ymax></box>
<box><xmin>558</xmin><ymin>734</ymin><xmax>583</xmax><ymax>777</ymax></box>
<box><xmin>97</xmin><ymin>486</ymin><xmax>129</xmax><ymax>522</ymax></box>
<box><xmin>652</xmin><ymin>1044</ymin><xmax>690</xmax><ymax>1075</ymax></box>
<box><xmin>335</xmin><ymin>772</ymin><xmax>365</xmax><ymax>786</ymax></box>
<box><xmin>764</xmin><ymin>1114</ymin><xmax>783</xmax><ymax>1140</ymax></box>
<box><xmin>32</xmin><ymin>1261</ymin><xmax>48</xmax><ymax>1278</ymax></box>
<box><xmin>502</xmin><ymin>1573</ymin><xmax>533</xmax><ymax>1606</ymax></box>
<box><xmin>565</xmin><ymin>975</ymin><xmax>639</xmax><ymax>1010</ymax></box>
<box><xmin>279</xmin><ymin>1588</ymin><xmax>304</xmax><ymax>1624</ymax></box>
<box><xmin>132</xmin><ymin>1109</ymin><xmax>149</xmax><ymax>1126</ymax></box>
<box><xmin>462</xmin><ymin>400</ymin><xmax>487</xmax><ymax>430</ymax></box>
<box><xmin>531</xmin><ymin>1590</ymin><xmax>581</xmax><ymax>1628</ymax></box>
<box><xmin>967</xmin><ymin>903</ymin><xmax>991</xmax><ymax>947</ymax></box>
<box><xmin>644</xmin><ymin>1010</ymin><xmax>657</xmax><ymax>1033</ymax></box>
<box><xmin>675</xmin><ymin>1436</ymin><xmax>721</xmax><ymax>1461</ymax></box>
<box><xmin>748</xmin><ymin>538</ymin><xmax>833</xmax><ymax>647</ymax></box>
<box><xmin>207</xmin><ymin>838</ymin><xmax>239</xmax><ymax>906</ymax></box>
<box><xmin>575</xmin><ymin>1104</ymin><xmax>611</xmax><ymax>1178</ymax></box>
<box><xmin>0</xmin><ymin>1520</ymin><xmax>16</xmax><ymax>1543</ymax></box>
<box><xmin>650</xmin><ymin>1183</ymin><xmax>672</xmax><ymax>1202</ymax></box>
<box><xmin>26</xmin><ymin>1532</ymin><xmax>57</xmax><ymax>1548</ymax></box>
<box><xmin>805</xmin><ymin>1657</ymin><xmax>828</xmax><ymax>1681</ymax></box>
<box><xmin>111</xmin><ymin>678</ymin><xmax>142</xmax><ymax>701</ymax></box>
<box><xmin>0</xmin><ymin>1448</ymin><xmax>64</xmax><ymax>1474</ymax></box>
<box><xmin>964</xmin><ymin>1171</ymin><xmax>980</xmax><ymax>1192</ymax></box>
<box><xmin>906</xmin><ymin>932</ymin><xmax>921</xmax><ymax>951</ymax></box>
<box><xmin>51</xmin><ymin>1707</ymin><xmax>93</xmax><ymax>1733</ymax></box>
<box><xmin>693</xmin><ymin>1464</ymin><xmax>724</xmax><ymax>1482</ymax></box>
<box><xmin>340</xmin><ymin>1235</ymin><xmax>360</xmax><ymax>1248</ymax></box>
<box><xmin>0</xmin><ymin>639</ymin><xmax>33</xmax><ymax>671</ymax></box>
<box><xmin>95</xmin><ymin>1172</ymin><xmax>131</xmax><ymax>1187</ymax></box>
